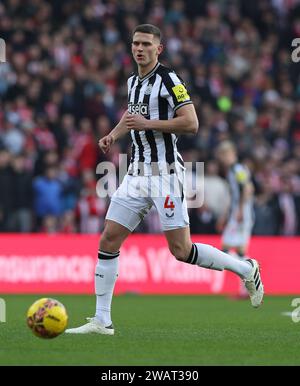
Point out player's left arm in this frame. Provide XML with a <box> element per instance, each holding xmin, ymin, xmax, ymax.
<box><xmin>126</xmin><ymin>103</ymin><xmax>198</xmax><ymax>134</ymax></box>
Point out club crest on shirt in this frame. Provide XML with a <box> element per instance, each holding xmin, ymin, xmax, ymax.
<box><xmin>128</xmin><ymin>102</ymin><xmax>149</xmax><ymax>116</ymax></box>
<box><xmin>144</xmin><ymin>84</ymin><xmax>153</xmax><ymax>95</ymax></box>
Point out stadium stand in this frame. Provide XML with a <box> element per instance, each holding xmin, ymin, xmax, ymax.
<box><xmin>0</xmin><ymin>0</ymin><xmax>300</xmax><ymax>234</ymax></box>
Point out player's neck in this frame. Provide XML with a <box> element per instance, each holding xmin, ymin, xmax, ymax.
<box><xmin>138</xmin><ymin>60</ymin><xmax>159</xmax><ymax>79</ymax></box>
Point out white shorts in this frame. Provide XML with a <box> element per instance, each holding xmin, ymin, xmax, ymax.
<box><xmin>222</xmin><ymin>206</ymin><xmax>254</xmax><ymax>248</ymax></box>
<box><xmin>106</xmin><ymin>173</ymin><xmax>189</xmax><ymax>232</ymax></box>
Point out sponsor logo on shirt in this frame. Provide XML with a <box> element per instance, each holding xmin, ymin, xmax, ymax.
<box><xmin>128</xmin><ymin>102</ymin><xmax>149</xmax><ymax>116</ymax></box>
<box><xmin>172</xmin><ymin>84</ymin><xmax>190</xmax><ymax>103</ymax></box>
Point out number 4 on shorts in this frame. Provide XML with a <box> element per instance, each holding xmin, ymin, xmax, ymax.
<box><xmin>164</xmin><ymin>195</ymin><xmax>175</xmax><ymax>209</ymax></box>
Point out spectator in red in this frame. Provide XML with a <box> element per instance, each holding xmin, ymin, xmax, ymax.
<box><xmin>75</xmin><ymin>169</ymin><xmax>107</xmax><ymax>233</ymax></box>
<box><xmin>74</xmin><ymin>118</ymin><xmax>98</xmax><ymax>173</ymax></box>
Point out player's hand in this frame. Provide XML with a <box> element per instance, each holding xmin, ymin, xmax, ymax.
<box><xmin>126</xmin><ymin>114</ymin><xmax>148</xmax><ymax>131</ymax></box>
<box><xmin>98</xmin><ymin>134</ymin><xmax>115</xmax><ymax>154</ymax></box>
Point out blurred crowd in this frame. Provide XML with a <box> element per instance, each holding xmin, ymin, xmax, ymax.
<box><xmin>1</xmin><ymin>0</ymin><xmax>300</xmax><ymax>235</ymax></box>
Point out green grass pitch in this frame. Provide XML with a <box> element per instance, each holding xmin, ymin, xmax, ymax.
<box><xmin>0</xmin><ymin>294</ymin><xmax>299</xmax><ymax>365</ymax></box>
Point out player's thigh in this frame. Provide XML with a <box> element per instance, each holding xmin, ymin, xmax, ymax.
<box><xmin>103</xmin><ymin>175</ymin><xmax>152</xmax><ymax>250</ymax></box>
<box><xmin>151</xmin><ymin>174</ymin><xmax>189</xmax><ymax>229</ymax></box>
<box><xmin>151</xmin><ymin>174</ymin><xmax>191</xmax><ymax>260</ymax></box>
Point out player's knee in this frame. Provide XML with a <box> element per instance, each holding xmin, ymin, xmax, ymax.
<box><xmin>169</xmin><ymin>242</ymin><xmax>189</xmax><ymax>262</ymax></box>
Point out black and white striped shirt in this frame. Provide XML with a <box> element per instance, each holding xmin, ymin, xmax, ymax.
<box><xmin>127</xmin><ymin>62</ymin><xmax>193</xmax><ymax>176</ymax></box>
<box><xmin>228</xmin><ymin>163</ymin><xmax>253</xmax><ymax>216</ymax></box>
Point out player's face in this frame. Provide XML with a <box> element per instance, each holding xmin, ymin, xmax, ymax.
<box><xmin>132</xmin><ymin>32</ymin><xmax>162</xmax><ymax>68</ymax></box>
<box><xmin>218</xmin><ymin>149</ymin><xmax>236</xmax><ymax>167</ymax></box>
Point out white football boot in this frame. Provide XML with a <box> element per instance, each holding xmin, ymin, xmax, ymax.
<box><xmin>65</xmin><ymin>317</ymin><xmax>114</xmax><ymax>335</ymax></box>
<box><xmin>243</xmin><ymin>259</ymin><xmax>264</xmax><ymax>308</ymax></box>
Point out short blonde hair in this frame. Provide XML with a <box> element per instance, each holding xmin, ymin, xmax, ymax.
<box><xmin>216</xmin><ymin>140</ymin><xmax>236</xmax><ymax>155</ymax></box>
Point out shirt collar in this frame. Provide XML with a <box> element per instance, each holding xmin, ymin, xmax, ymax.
<box><xmin>138</xmin><ymin>62</ymin><xmax>160</xmax><ymax>82</ymax></box>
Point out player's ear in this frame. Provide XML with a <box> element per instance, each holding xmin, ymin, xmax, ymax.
<box><xmin>157</xmin><ymin>43</ymin><xmax>163</xmax><ymax>55</ymax></box>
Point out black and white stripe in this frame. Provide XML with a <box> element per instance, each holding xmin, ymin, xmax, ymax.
<box><xmin>187</xmin><ymin>243</ymin><xmax>198</xmax><ymax>265</ymax></box>
<box><xmin>127</xmin><ymin>62</ymin><xmax>193</xmax><ymax>176</ymax></box>
<box><xmin>228</xmin><ymin>163</ymin><xmax>252</xmax><ymax>217</ymax></box>
<box><xmin>98</xmin><ymin>250</ymin><xmax>120</xmax><ymax>260</ymax></box>
<box><xmin>128</xmin><ymin>75</ymin><xmax>137</xmax><ymax>166</ymax></box>
<box><xmin>253</xmin><ymin>267</ymin><xmax>261</xmax><ymax>290</ymax></box>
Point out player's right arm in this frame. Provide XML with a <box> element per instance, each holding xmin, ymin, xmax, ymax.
<box><xmin>98</xmin><ymin>111</ymin><xmax>128</xmax><ymax>154</ymax></box>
